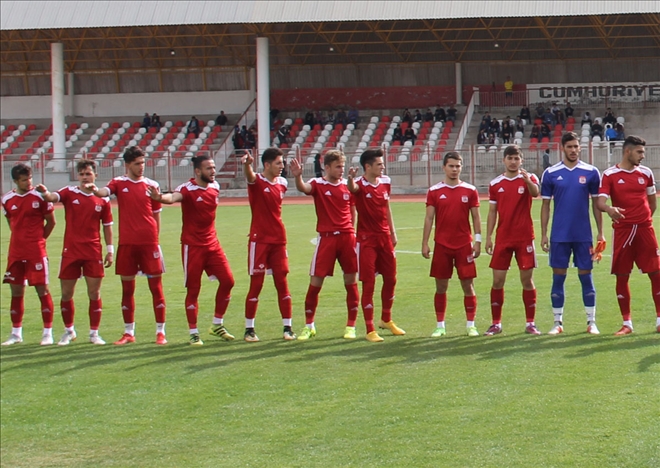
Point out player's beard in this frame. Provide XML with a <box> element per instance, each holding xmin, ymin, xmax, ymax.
<box><xmin>201</xmin><ymin>173</ymin><xmax>214</xmax><ymax>184</ymax></box>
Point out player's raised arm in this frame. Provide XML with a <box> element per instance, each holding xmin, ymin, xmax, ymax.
<box><xmin>35</xmin><ymin>184</ymin><xmax>59</xmax><ymax>203</ymax></box>
<box><xmin>485</xmin><ymin>203</ymin><xmax>498</xmax><ymax>255</ymax></box>
<box><xmin>470</xmin><ymin>205</ymin><xmax>482</xmax><ymax>259</ymax></box>
<box><xmin>289</xmin><ymin>158</ymin><xmax>312</xmax><ymax>194</ymax></box>
<box><xmin>147</xmin><ymin>185</ymin><xmax>182</xmax><ymax>204</ymax></box>
<box><xmin>520</xmin><ymin>168</ymin><xmax>540</xmax><ymax>197</ymax></box>
<box><xmin>347</xmin><ymin>166</ymin><xmax>359</xmax><ymax>193</ymax></box>
<box><xmin>421</xmin><ymin>205</ymin><xmax>435</xmax><ymax>259</ymax></box>
<box><xmin>243</xmin><ymin>151</ymin><xmax>257</xmax><ymax>184</ymax></box>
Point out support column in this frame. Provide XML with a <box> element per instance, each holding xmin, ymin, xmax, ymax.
<box><xmin>455</xmin><ymin>62</ymin><xmax>463</xmax><ymax>105</ymax></box>
<box><xmin>249</xmin><ymin>67</ymin><xmax>256</xmax><ymax>102</ymax></box>
<box><xmin>67</xmin><ymin>72</ymin><xmax>75</xmax><ymax>117</ymax></box>
<box><xmin>51</xmin><ymin>43</ymin><xmax>66</xmax><ymax>171</ymax></box>
<box><xmin>256</xmin><ymin>37</ymin><xmax>270</xmax><ymax>156</ymax></box>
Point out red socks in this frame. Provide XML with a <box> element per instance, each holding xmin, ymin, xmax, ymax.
<box><xmin>10</xmin><ymin>296</ymin><xmax>24</xmax><ymax>327</ymax></box>
<box><xmin>304</xmin><ymin>284</ymin><xmax>322</xmax><ymax>324</ymax></box>
<box><xmin>616</xmin><ymin>275</ymin><xmax>631</xmax><ymax>321</ymax></box>
<box><xmin>185</xmin><ymin>287</ymin><xmax>200</xmax><ymax>329</ymax></box>
<box><xmin>434</xmin><ymin>293</ymin><xmax>447</xmax><ymax>322</ymax></box>
<box><xmin>147</xmin><ymin>276</ymin><xmax>166</xmax><ymax>323</ymax></box>
<box><xmin>214</xmin><ymin>280</ymin><xmax>233</xmax><ymax>320</ymax></box>
<box><xmin>361</xmin><ymin>280</ymin><xmax>376</xmax><ymax>332</ymax></box>
<box><xmin>273</xmin><ymin>274</ymin><xmax>292</xmax><ymax>320</ymax></box>
<box><xmin>523</xmin><ymin>289</ymin><xmax>537</xmax><ymax>322</ymax></box>
<box><xmin>345</xmin><ymin>283</ymin><xmax>359</xmax><ymax>327</ymax></box>
<box><xmin>650</xmin><ymin>272</ymin><xmax>660</xmax><ymax>316</ymax></box>
<box><xmin>121</xmin><ymin>279</ymin><xmax>136</xmax><ymax>324</ymax></box>
<box><xmin>61</xmin><ymin>299</ymin><xmax>75</xmax><ymax>328</ymax></box>
<box><xmin>464</xmin><ymin>295</ymin><xmax>477</xmax><ymax>321</ymax></box>
<box><xmin>490</xmin><ymin>288</ymin><xmax>504</xmax><ymax>324</ymax></box>
<box><xmin>380</xmin><ymin>276</ymin><xmax>396</xmax><ymax>323</ymax></box>
<box><xmin>245</xmin><ymin>275</ymin><xmax>265</xmax><ymax>320</ymax></box>
<box><xmin>89</xmin><ymin>298</ymin><xmax>102</xmax><ymax>331</ymax></box>
<box><xmin>40</xmin><ymin>293</ymin><xmax>54</xmax><ymax>328</ymax></box>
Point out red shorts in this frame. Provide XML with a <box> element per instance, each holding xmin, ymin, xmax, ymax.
<box><xmin>59</xmin><ymin>256</ymin><xmax>105</xmax><ymax>280</ymax></box>
<box><xmin>611</xmin><ymin>224</ymin><xmax>660</xmax><ymax>275</ymax></box>
<box><xmin>248</xmin><ymin>242</ymin><xmax>289</xmax><ymax>276</ymax></box>
<box><xmin>115</xmin><ymin>244</ymin><xmax>165</xmax><ymax>277</ymax></box>
<box><xmin>357</xmin><ymin>233</ymin><xmax>396</xmax><ymax>282</ymax></box>
<box><xmin>489</xmin><ymin>240</ymin><xmax>537</xmax><ymax>271</ymax></box>
<box><xmin>4</xmin><ymin>257</ymin><xmax>50</xmax><ymax>286</ymax></box>
<box><xmin>430</xmin><ymin>243</ymin><xmax>477</xmax><ymax>280</ymax></box>
<box><xmin>310</xmin><ymin>232</ymin><xmax>358</xmax><ymax>277</ymax></box>
<box><xmin>183</xmin><ymin>243</ymin><xmax>233</xmax><ymax>289</ymax></box>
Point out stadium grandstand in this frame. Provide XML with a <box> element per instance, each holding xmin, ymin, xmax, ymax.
<box><xmin>1</xmin><ymin>0</ymin><xmax>659</xmax><ymax>194</ymax></box>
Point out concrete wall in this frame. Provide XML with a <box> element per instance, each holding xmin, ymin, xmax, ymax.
<box><xmin>0</xmin><ymin>90</ymin><xmax>253</xmax><ymax>120</ymax></box>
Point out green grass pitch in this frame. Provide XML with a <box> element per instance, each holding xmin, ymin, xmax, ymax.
<box><xmin>1</xmin><ymin>198</ymin><xmax>659</xmax><ymax>467</ymax></box>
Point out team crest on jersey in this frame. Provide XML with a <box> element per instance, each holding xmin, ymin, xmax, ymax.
<box><xmin>35</xmin><ymin>263</ymin><xmax>43</xmax><ymax>271</ymax></box>
<box><xmin>579</xmin><ymin>176</ymin><xmax>586</xmax><ymax>184</ymax></box>
<box><xmin>638</xmin><ymin>177</ymin><xmax>645</xmax><ymax>185</ymax></box>
<box><xmin>95</xmin><ymin>205</ymin><xmax>102</xmax><ymax>212</ymax></box>
<box><xmin>518</xmin><ymin>186</ymin><xmax>525</xmax><ymax>194</ymax></box>
<box><xmin>32</xmin><ymin>201</ymin><xmax>40</xmax><ymax>209</ymax></box>
<box><xmin>343</xmin><ymin>193</ymin><xmax>350</xmax><ymax>200</ymax></box>
<box><xmin>461</xmin><ymin>196</ymin><xmax>468</xmax><ymax>203</ymax></box>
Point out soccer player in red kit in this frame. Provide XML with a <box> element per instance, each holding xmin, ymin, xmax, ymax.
<box><xmin>148</xmin><ymin>153</ymin><xmax>235</xmax><ymax>345</ymax></box>
<box><xmin>242</xmin><ymin>148</ymin><xmax>296</xmax><ymax>342</ymax></box>
<box><xmin>484</xmin><ymin>145</ymin><xmax>542</xmax><ymax>336</ymax></box>
<box><xmin>422</xmin><ymin>152</ymin><xmax>482</xmax><ymax>337</ymax></box>
<box><xmin>2</xmin><ymin>164</ymin><xmax>56</xmax><ymax>346</ymax></box>
<box><xmin>89</xmin><ymin>146</ymin><xmax>167</xmax><ymax>345</ymax></box>
<box><xmin>36</xmin><ymin>159</ymin><xmax>114</xmax><ymax>345</ymax></box>
<box><xmin>347</xmin><ymin>148</ymin><xmax>405</xmax><ymax>342</ymax></box>
<box><xmin>596</xmin><ymin>135</ymin><xmax>660</xmax><ymax>335</ymax></box>
<box><xmin>289</xmin><ymin>150</ymin><xmax>360</xmax><ymax>340</ymax></box>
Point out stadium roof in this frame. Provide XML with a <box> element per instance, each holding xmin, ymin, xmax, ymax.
<box><xmin>1</xmin><ymin>1</ymin><xmax>660</xmax><ymax>75</ymax></box>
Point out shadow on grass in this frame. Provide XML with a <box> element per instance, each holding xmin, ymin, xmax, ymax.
<box><xmin>2</xmin><ymin>330</ymin><xmax>658</xmax><ymax>377</ymax></box>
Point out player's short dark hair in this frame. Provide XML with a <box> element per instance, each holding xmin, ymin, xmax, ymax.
<box><xmin>561</xmin><ymin>132</ymin><xmax>579</xmax><ymax>146</ymax></box>
<box><xmin>123</xmin><ymin>146</ymin><xmax>145</xmax><ymax>163</ymax></box>
<box><xmin>623</xmin><ymin>135</ymin><xmax>646</xmax><ymax>150</ymax></box>
<box><xmin>11</xmin><ymin>163</ymin><xmax>32</xmax><ymax>181</ymax></box>
<box><xmin>76</xmin><ymin>159</ymin><xmax>97</xmax><ymax>173</ymax></box>
<box><xmin>262</xmin><ymin>147</ymin><xmax>283</xmax><ymax>166</ymax></box>
<box><xmin>191</xmin><ymin>153</ymin><xmax>213</xmax><ymax>170</ymax></box>
<box><xmin>443</xmin><ymin>151</ymin><xmax>462</xmax><ymax>166</ymax></box>
<box><xmin>359</xmin><ymin>149</ymin><xmax>383</xmax><ymax>170</ymax></box>
<box><xmin>324</xmin><ymin>150</ymin><xmax>345</xmax><ymax>167</ymax></box>
<box><xmin>503</xmin><ymin>145</ymin><xmax>522</xmax><ymax>158</ymax></box>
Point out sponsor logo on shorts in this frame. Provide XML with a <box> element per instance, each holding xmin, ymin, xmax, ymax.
<box><xmin>35</xmin><ymin>263</ymin><xmax>43</xmax><ymax>271</ymax></box>
<box><xmin>467</xmin><ymin>255</ymin><xmax>474</xmax><ymax>263</ymax></box>
<box><xmin>526</xmin><ymin>245</ymin><xmax>533</xmax><ymax>253</ymax></box>
<box><xmin>656</xmin><ymin>249</ymin><xmax>660</xmax><ymax>257</ymax></box>
<box><xmin>153</xmin><ymin>251</ymin><xmax>160</xmax><ymax>259</ymax></box>
<box><xmin>579</xmin><ymin>176</ymin><xmax>586</xmax><ymax>184</ymax></box>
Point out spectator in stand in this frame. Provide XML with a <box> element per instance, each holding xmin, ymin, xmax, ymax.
<box><xmin>393</xmin><ymin>124</ymin><xmax>403</xmax><ymax>144</ymax></box>
<box><xmin>519</xmin><ymin>105</ymin><xmax>531</xmax><ymax>123</ymax></box>
<box><xmin>530</xmin><ymin>125</ymin><xmax>541</xmax><ymax>140</ymax></box>
<box><xmin>477</xmin><ymin>129</ymin><xmax>488</xmax><ymax>145</ymax></box>
<box><xmin>615</xmin><ymin>123</ymin><xmax>625</xmax><ymax>140</ymax></box>
<box><xmin>489</xmin><ymin>118</ymin><xmax>501</xmax><ymax>137</ymax></box>
<box><xmin>504</xmin><ymin>76</ymin><xmax>514</xmax><ymax>105</ymax></box>
<box><xmin>447</xmin><ymin>104</ymin><xmax>457</xmax><ymax>122</ymax></box>
<box><xmin>483</xmin><ymin>111</ymin><xmax>492</xmax><ymax>127</ymax></box>
<box><xmin>515</xmin><ymin>116</ymin><xmax>525</xmax><ymax>133</ymax></box>
<box><xmin>187</xmin><ymin>116</ymin><xmax>200</xmax><ymax>138</ymax></box>
<box><xmin>245</xmin><ymin>128</ymin><xmax>257</xmax><ymax>150</ymax></box>
<box><xmin>216</xmin><ymin>111</ymin><xmax>228</xmax><ymax>126</ymax></box>
<box><xmin>554</xmin><ymin>108</ymin><xmax>566</xmax><ymax>127</ymax></box>
<box><xmin>269</xmin><ymin>108</ymin><xmax>280</xmax><ymax>130</ymax></box>
<box><xmin>304</xmin><ymin>110</ymin><xmax>315</xmax><ymax>127</ymax></box>
<box><xmin>313</xmin><ymin>153</ymin><xmax>322</xmax><ymax>178</ymax></box>
<box><xmin>402</xmin><ymin>108</ymin><xmax>412</xmax><ymax>124</ymax></box>
<box><xmin>424</xmin><ymin>108</ymin><xmax>434</xmax><ymax>122</ymax></box>
<box><xmin>564</xmin><ymin>102</ymin><xmax>574</xmax><ymax>118</ymax></box>
<box><xmin>277</xmin><ymin>124</ymin><xmax>290</xmax><ymax>146</ymax></box>
<box><xmin>315</xmin><ymin>110</ymin><xmax>325</xmax><ymax>127</ymax></box>
<box><xmin>603</xmin><ymin>108</ymin><xmax>616</xmax><ymax>125</ymax></box>
<box><xmin>535</xmin><ymin>104</ymin><xmax>545</xmax><ymax>119</ymax></box>
<box><xmin>605</xmin><ymin>124</ymin><xmax>618</xmax><ymax>142</ymax></box>
<box><xmin>336</xmin><ymin>109</ymin><xmax>347</xmax><ymax>128</ymax></box>
<box><xmin>403</xmin><ymin>126</ymin><xmax>416</xmax><ymax>144</ymax></box>
<box><xmin>479</xmin><ymin>117</ymin><xmax>490</xmax><ymax>133</ymax></box>
<box><xmin>591</xmin><ymin>121</ymin><xmax>604</xmax><ymax>139</ymax></box>
<box><xmin>347</xmin><ymin>108</ymin><xmax>359</xmax><ymax>127</ymax></box>
<box><xmin>540</xmin><ymin>123</ymin><xmax>551</xmax><ymax>139</ymax></box>
<box><xmin>501</xmin><ymin>121</ymin><xmax>512</xmax><ymax>144</ymax></box>
<box><xmin>434</xmin><ymin>105</ymin><xmax>446</xmax><ymax>122</ymax></box>
<box><xmin>414</xmin><ymin>109</ymin><xmax>423</xmax><ymax>122</ymax></box>
<box><xmin>551</xmin><ymin>102</ymin><xmax>560</xmax><ymax>115</ymax></box>
<box><xmin>150</xmin><ymin>113</ymin><xmax>162</xmax><ymax>130</ymax></box>
<box><xmin>141</xmin><ymin>113</ymin><xmax>151</xmax><ymax>129</ymax></box>
<box><xmin>542</xmin><ymin>108</ymin><xmax>556</xmax><ymax>127</ymax></box>
<box><xmin>232</xmin><ymin>125</ymin><xmax>244</xmax><ymax>151</ymax></box>
<box><xmin>581</xmin><ymin>112</ymin><xmax>593</xmax><ymax>126</ymax></box>
<box><xmin>326</xmin><ymin>110</ymin><xmax>336</xmax><ymax>127</ymax></box>
<box><xmin>543</xmin><ymin>149</ymin><xmax>551</xmax><ymax>170</ymax></box>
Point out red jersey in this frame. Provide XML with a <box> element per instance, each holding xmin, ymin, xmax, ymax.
<box><xmin>599</xmin><ymin>164</ymin><xmax>656</xmax><ymax>228</ymax></box>
<box><xmin>55</xmin><ymin>186</ymin><xmax>113</xmax><ymax>260</ymax></box>
<box><xmin>488</xmin><ymin>173</ymin><xmax>539</xmax><ymax>242</ymax></box>
<box><xmin>352</xmin><ymin>175</ymin><xmax>391</xmax><ymax>235</ymax></box>
<box><xmin>247</xmin><ymin>173</ymin><xmax>287</xmax><ymax>244</ymax></box>
<box><xmin>175</xmin><ymin>178</ymin><xmax>220</xmax><ymax>246</ymax></box>
<box><xmin>426</xmin><ymin>181</ymin><xmax>479</xmax><ymax>249</ymax></box>
<box><xmin>105</xmin><ymin>176</ymin><xmax>161</xmax><ymax>245</ymax></box>
<box><xmin>307</xmin><ymin>177</ymin><xmax>353</xmax><ymax>234</ymax></box>
<box><xmin>1</xmin><ymin>189</ymin><xmax>54</xmax><ymax>261</ymax></box>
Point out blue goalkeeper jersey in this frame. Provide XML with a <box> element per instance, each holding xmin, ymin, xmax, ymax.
<box><xmin>541</xmin><ymin>160</ymin><xmax>601</xmax><ymax>243</ymax></box>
